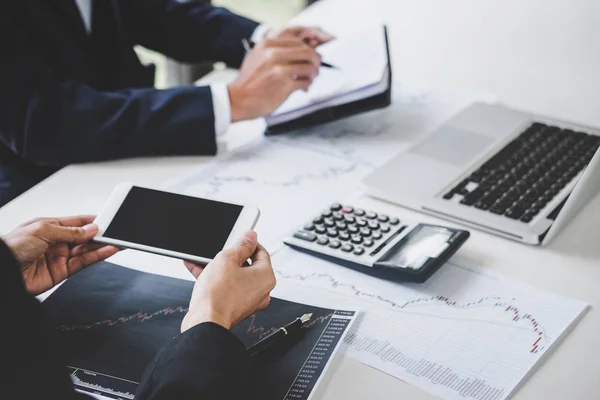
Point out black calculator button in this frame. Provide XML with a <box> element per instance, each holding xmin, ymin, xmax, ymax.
<box><xmin>341</xmin><ymin>206</ymin><xmax>354</xmax><ymax>214</ymax></box>
<box><xmin>353</xmin><ymin>247</ymin><xmax>365</xmax><ymax>256</ymax></box>
<box><xmin>322</xmin><ymin>211</ymin><xmax>333</xmax><ymax>218</ymax></box>
<box><xmin>335</xmin><ymin>221</ymin><xmax>347</xmax><ymax>230</ymax></box>
<box><xmin>339</xmin><ymin>232</ymin><xmax>350</xmax><ymax>241</ymax></box>
<box><xmin>372</xmin><ymin>232</ymin><xmax>383</xmax><ymax>240</ymax></box>
<box><xmin>380</xmin><ymin>225</ymin><xmax>391</xmax><ymax>233</ymax></box>
<box><xmin>341</xmin><ymin>244</ymin><xmax>354</xmax><ymax>252</ymax></box>
<box><xmin>366</xmin><ymin>211</ymin><xmax>377</xmax><ymax>219</ymax></box>
<box><xmin>347</xmin><ymin>225</ymin><xmax>359</xmax><ymax>234</ymax></box>
<box><xmin>351</xmin><ymin>235</ymin><xmax>363</xmax><ymax>244</ymax></box>
<box><xmin>332</xmin><ymin>212</ymin><xmax>344</xmax><ymax>221</ymax></box>
<box><xmin>294</xmin><ymin>231</ymin><xmax>317</xmax><ymax>242</ymax></box>
<box><xmin>356</xmin><ymin>219</ymin><xmax>367</xmax><ymax>227</ymax></box>
<box><xmin>329</xmin><ymin>240</ymin><xmax>341</xmax><ymax>249</ymax></box>
<box><xmin>330</xmin><ymin>203</ymin><xmax>342</xmax><ymax>211</ymax></box>
<box><xmin>354</xmin><ymin>209</ymin><xmax>366</xmax><ymax>216</ymax></box>
<box><xmin>377</xmin><ymin>215</ymin><xmax>389</xmax><ymax>223</ymax></box>
<box><xmin>363</xmin><ymin>239</ymin><xmax>374</xmax><ymax>248</ymax></box>
<box><xmin>344</xmin><ymin>215</ymin><xmax>356</xmax><ymax>223</ymax></box>
<box><xmin>389</xmin><ymin>218</ymin><xmax>400</xmax><ymax>225</ymax></box>
<box><xmin>368</xmin><ymin>221</ymin><xmax>380</xmax><ymax>230</ymax></box>
<box><xmin>317</xmin><ymin>237</ymin><xmax>329</xmax><ymax>245</ymax></box>
<box><xmin>360</xmin><ymin>228</ymin><xmax>371</xmax><ymax>237</ymax></box>
<box><xmin>304</xmin><ymin>224</ymin><xmax>315</xmax><ymax>231</ymax></box>
<box><xmin>326</xmin><ymin>228</ymin><xmax>338</xmax><ymax>237</ymax></box>
<box><xmin>313</xmin><ymin>217</ymin><xmax>323</xmax><ymax>224</ymax></box>
<box><xmin>315</xmin><ymin>225</ymin><xmax>326</xmax><ymax>234</ymax></box>
<box><xmin>324</xmin><ymin>218</ymin><xmax>335</xmax><ymax>227</ymax></box>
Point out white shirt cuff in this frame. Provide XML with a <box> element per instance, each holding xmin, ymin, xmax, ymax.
<box><xmin>210</xmin><ymin>83</ymin><xmax>231</xmax><ymax>137</ymax></box>
<box><xmin>251</xmin><ymin>24</ymin><xmax>271</xmax><ymax>43</ymax></box>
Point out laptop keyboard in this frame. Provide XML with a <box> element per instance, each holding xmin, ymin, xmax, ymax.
<box><xmin>442</xmin><ymin>122</ymin><xmax>600</xmax><ymax>223</ymax></box>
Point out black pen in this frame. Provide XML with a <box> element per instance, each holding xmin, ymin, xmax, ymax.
<box><xmin>242</xmin><ymin>39</ymin><xmax>338</xmax><ymax>69</ymax></box>
<box><xmin>246</xmin><ymin>313</ymin><xmax>313</xmax><ymax>358</ymax></box>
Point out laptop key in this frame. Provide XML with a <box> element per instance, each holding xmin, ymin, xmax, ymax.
<box><xmin>505</xmin><ymin>207</ymin><xmax>526</xmax><ymax>219</ymax></box>
<box><xmin>460</xmin><ymin>188</ymin><xmax>485</xmax><ymax>206</ymax></box>
<box><xmin>520</xmin><ymin>213</ymin><xmax>534</xmax><ymax>223</ymax></box>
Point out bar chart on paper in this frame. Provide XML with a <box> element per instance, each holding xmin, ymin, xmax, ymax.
<box><xmin>272</xmin><ymin>250</ymin><xmax>588</xmax><ymax>400</ymax></box>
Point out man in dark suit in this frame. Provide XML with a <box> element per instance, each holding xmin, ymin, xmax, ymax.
<box><xmin>0</xmin><ymin>1</ymin><xmax>332</xmax><ymax>205</ymax></box>
<box><xmin>3</xmin><ymin>216</ymin><xmax>275</xmax><ymax>399</ymax></box>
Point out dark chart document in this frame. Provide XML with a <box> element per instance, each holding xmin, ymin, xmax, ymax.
<box><xmin>42</xmin><ymin>262</ymin><xmax>356</xmax><ymax>400</ymax></box>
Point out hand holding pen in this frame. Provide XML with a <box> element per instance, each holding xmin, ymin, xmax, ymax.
<box><xmin>242</xmin><ymin>39</ymin><xmax>338</xmax><ymax>70</ymax></box>
<box><xmin>227</xmin><ymin>38</ymin><xmax>323</xmax><ymax>122</ymax></box>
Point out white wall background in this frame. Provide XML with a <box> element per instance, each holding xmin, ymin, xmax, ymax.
<box><xmin>296</xmin><ymin>0</ymin><xmax>600</xmax><ymax>127</ymax></box>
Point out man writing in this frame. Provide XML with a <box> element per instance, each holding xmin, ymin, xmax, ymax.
<box><xmin>0</xmin><ymin>0</ymin><xmax>333</xmax><ymax>205</ymax></box>
<box><xmin>3</xmin><ymin>216</ymin><xmax>276</xmax><ymax>399</ymax></box>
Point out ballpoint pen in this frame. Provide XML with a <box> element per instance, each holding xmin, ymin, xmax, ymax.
<box><xmin>242</xmin><ymin>38</ymin><xmax>338</xmax><ymax>69</ymax></box>
<box><xmin>246</xmin><ymin>313</ymin><xmax>313</xmax><ymax>358</ymax></box>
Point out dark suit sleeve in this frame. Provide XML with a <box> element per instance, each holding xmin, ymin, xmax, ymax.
<box><xmin>0</xmin><ymin>13</ymin><xmax>217</xmax><ymax>167</ymax></box>
<box><xmin>136</xmin><ymin>323</ymin><xmax>253</xmax><ymax>400</ymax></box>
<box><xmin>0</xmin><ymin>240</ymin><xmax>92</xmax><ymax>400</ymax></box>
<box><xmin>120</xmin><ymin>0</ymin><xmax>260</xmax><ymax>67</ymax></box>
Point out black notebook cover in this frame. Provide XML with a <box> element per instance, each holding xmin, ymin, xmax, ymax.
<box><xmin>265</xmin><ymin>25</ymin><xmax>392</xmax><ymax>136</ymax></box>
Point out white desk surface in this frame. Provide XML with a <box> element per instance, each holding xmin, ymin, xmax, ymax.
<box><xmin>1</xmin><ymin>1</ymin><xmax>599</xmax><ymax>399</ymax></box>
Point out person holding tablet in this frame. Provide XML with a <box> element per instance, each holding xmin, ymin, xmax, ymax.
<box><xmin>0</xmin><ymin>1</ymin><xmax>334</xmax><ymax>206</ymax></box>
<box><xmin>2</xmin><ymin>215</ymin><xmax>276</xmax><ymax>399</ymax></box>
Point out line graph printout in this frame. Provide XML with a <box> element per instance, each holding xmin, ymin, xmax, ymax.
<box><xmin>272</xmin><ymin>249</ymin><xmax>588</xmax><ymax>400</ymax></box>
<box><xmin>232</xmin><ymin>298</ymin><xmax>357</xmax><ymax>400</ymax></box>
<box><xmin>42</xmin><ymin>261</ymin><xmax>357</xmax><ymax>400</ymax></box>
<box><xmin>169</xmin><ymin>140</ymin><xmax>371</xmax><ymax>250</ymax></box>
<box><xmin>271</xmin><ymin>81</ymin><xmax>483</xmax><ymax>167</ymax></box>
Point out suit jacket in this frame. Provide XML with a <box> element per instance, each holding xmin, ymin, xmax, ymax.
<box><xmin>0</xmin><ymin>239</ymin><xmax>253</xmax><ymax>399</ymax></box>
<box><xmin>0</xmin><ymin>0</ymin><xmax>259</xmax><ymax>205</ymax></box>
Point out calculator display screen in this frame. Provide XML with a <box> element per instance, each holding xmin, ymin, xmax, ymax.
<box><xmin>104</xmin><ymin>187</ymin><xmax>242</xmax><ymax>258</ymax></box>
<box><xmin>384</xmin><ymin>225</ymin><xmax>453</xmax><ymax>269</ymax></box>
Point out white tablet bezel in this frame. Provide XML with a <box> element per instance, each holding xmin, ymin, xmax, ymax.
<box><xmin>93</xmin><ymin>183</ymin><xmax>260</xmax><ymax>264</ymax></box>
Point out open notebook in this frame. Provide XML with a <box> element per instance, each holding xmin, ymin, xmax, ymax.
<box><xmin>265</xmin><ymin>25</ymin><xmax>392</xmax><ymax>135</ymax></box>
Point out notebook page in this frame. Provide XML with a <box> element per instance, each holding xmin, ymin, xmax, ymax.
<box><xmin>269</xmin><ymin>25</ymin><xmax>387</xmax><ymax>118</ymax></box>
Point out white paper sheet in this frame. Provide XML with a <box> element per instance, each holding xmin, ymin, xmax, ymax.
<box><xmin>269</xmin><ymin>25</ymin><xmax>389</xmax><ymax>120</ymax></box>
<box><xmin>272</xmin><ymin>249</ymin><xmax>589</xmax><ymax>400</ymax></box>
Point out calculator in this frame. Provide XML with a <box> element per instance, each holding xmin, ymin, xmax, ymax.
<box><xmin>283</xmin><ymin>203</ymin><xmax>470</xmax><ymax>283</ymax></box>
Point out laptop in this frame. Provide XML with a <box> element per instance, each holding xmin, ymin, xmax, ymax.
<box><xmin>363</xmin><ymin>102</ymin><xmax>600</xmax><ymax>245</ymax></box>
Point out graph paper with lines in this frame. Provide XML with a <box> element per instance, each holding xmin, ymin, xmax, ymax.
<box><xmin>42</xmin><ymin>262</ymin><xmax>356</xmax><ymax>400</ymax></box>
<box><xmin>272</xmin><ymin>249</ymin><xmax>588</xmax><ymax>400</ymax></box>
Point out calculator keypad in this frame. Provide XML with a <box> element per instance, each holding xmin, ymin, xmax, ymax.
<box><xmin>292</xmin><ymin>204</ymin><xmax>404</xmax><ymax>257</ymax></box>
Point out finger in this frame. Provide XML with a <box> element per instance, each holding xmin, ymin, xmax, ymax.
<box><xmin>35</xmin><ymin>221</ymin><xmax>98</xmax><ymax>245</ymax></box>
<box><xmin>250</xmin><ymin>243</ymin><xmax>271</xmax><ymax>266</ymax></box>
<box><xmin>261</xmin><ymin>37</ymin><xmax>307</xmax><ymax>49</ymax></box>
<box><xmin>184</xmin><ymin>261</ymin><xmax>205</xmax><ymax>279</ymax></box>
<box><xmin>230</xmin><ymin>231</ymin><xmax>258</xmax><ymax>265</ymax></box>
<box><xmin>247</xmin><ymin>243</ymin><xmax>276</xmax><ymax>288</ymax></box>
<box><xmin>275</xmin><ymin>64</ymin><xmax>319</xmax><ymax>83</ymax></box>
<box><xmin>300</xmin><ymin>28</ymin><xmax>335</xmax><ymax>45</ymax></box>
<box><xmin>56</xmin><ymin>215</ymin><xmax>96</xmax><ymax>228</ymax></box>
<box><xmin>70</xmin><ymin>242</ymin><xmax>118</xmax><ymax>257</ymax></box>
<box><xmin>269</xmin><ymin>47</ymin><xmax>322</xmax><ymax>69</ymax></box>
<box><xmin>67</xmin><ymin>245</ymin><xmax>120</xmax><ymax>274</ymax></box>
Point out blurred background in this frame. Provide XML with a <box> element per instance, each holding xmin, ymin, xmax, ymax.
<box><xmin>137</xmin><ymin>0</ymin><xmax>600</xmax><ymax>127</ymax></box>
<box><xmin>136</xmin><ymin>0</ymin><xmax>310</xmax><ymax>88</ymax></box>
